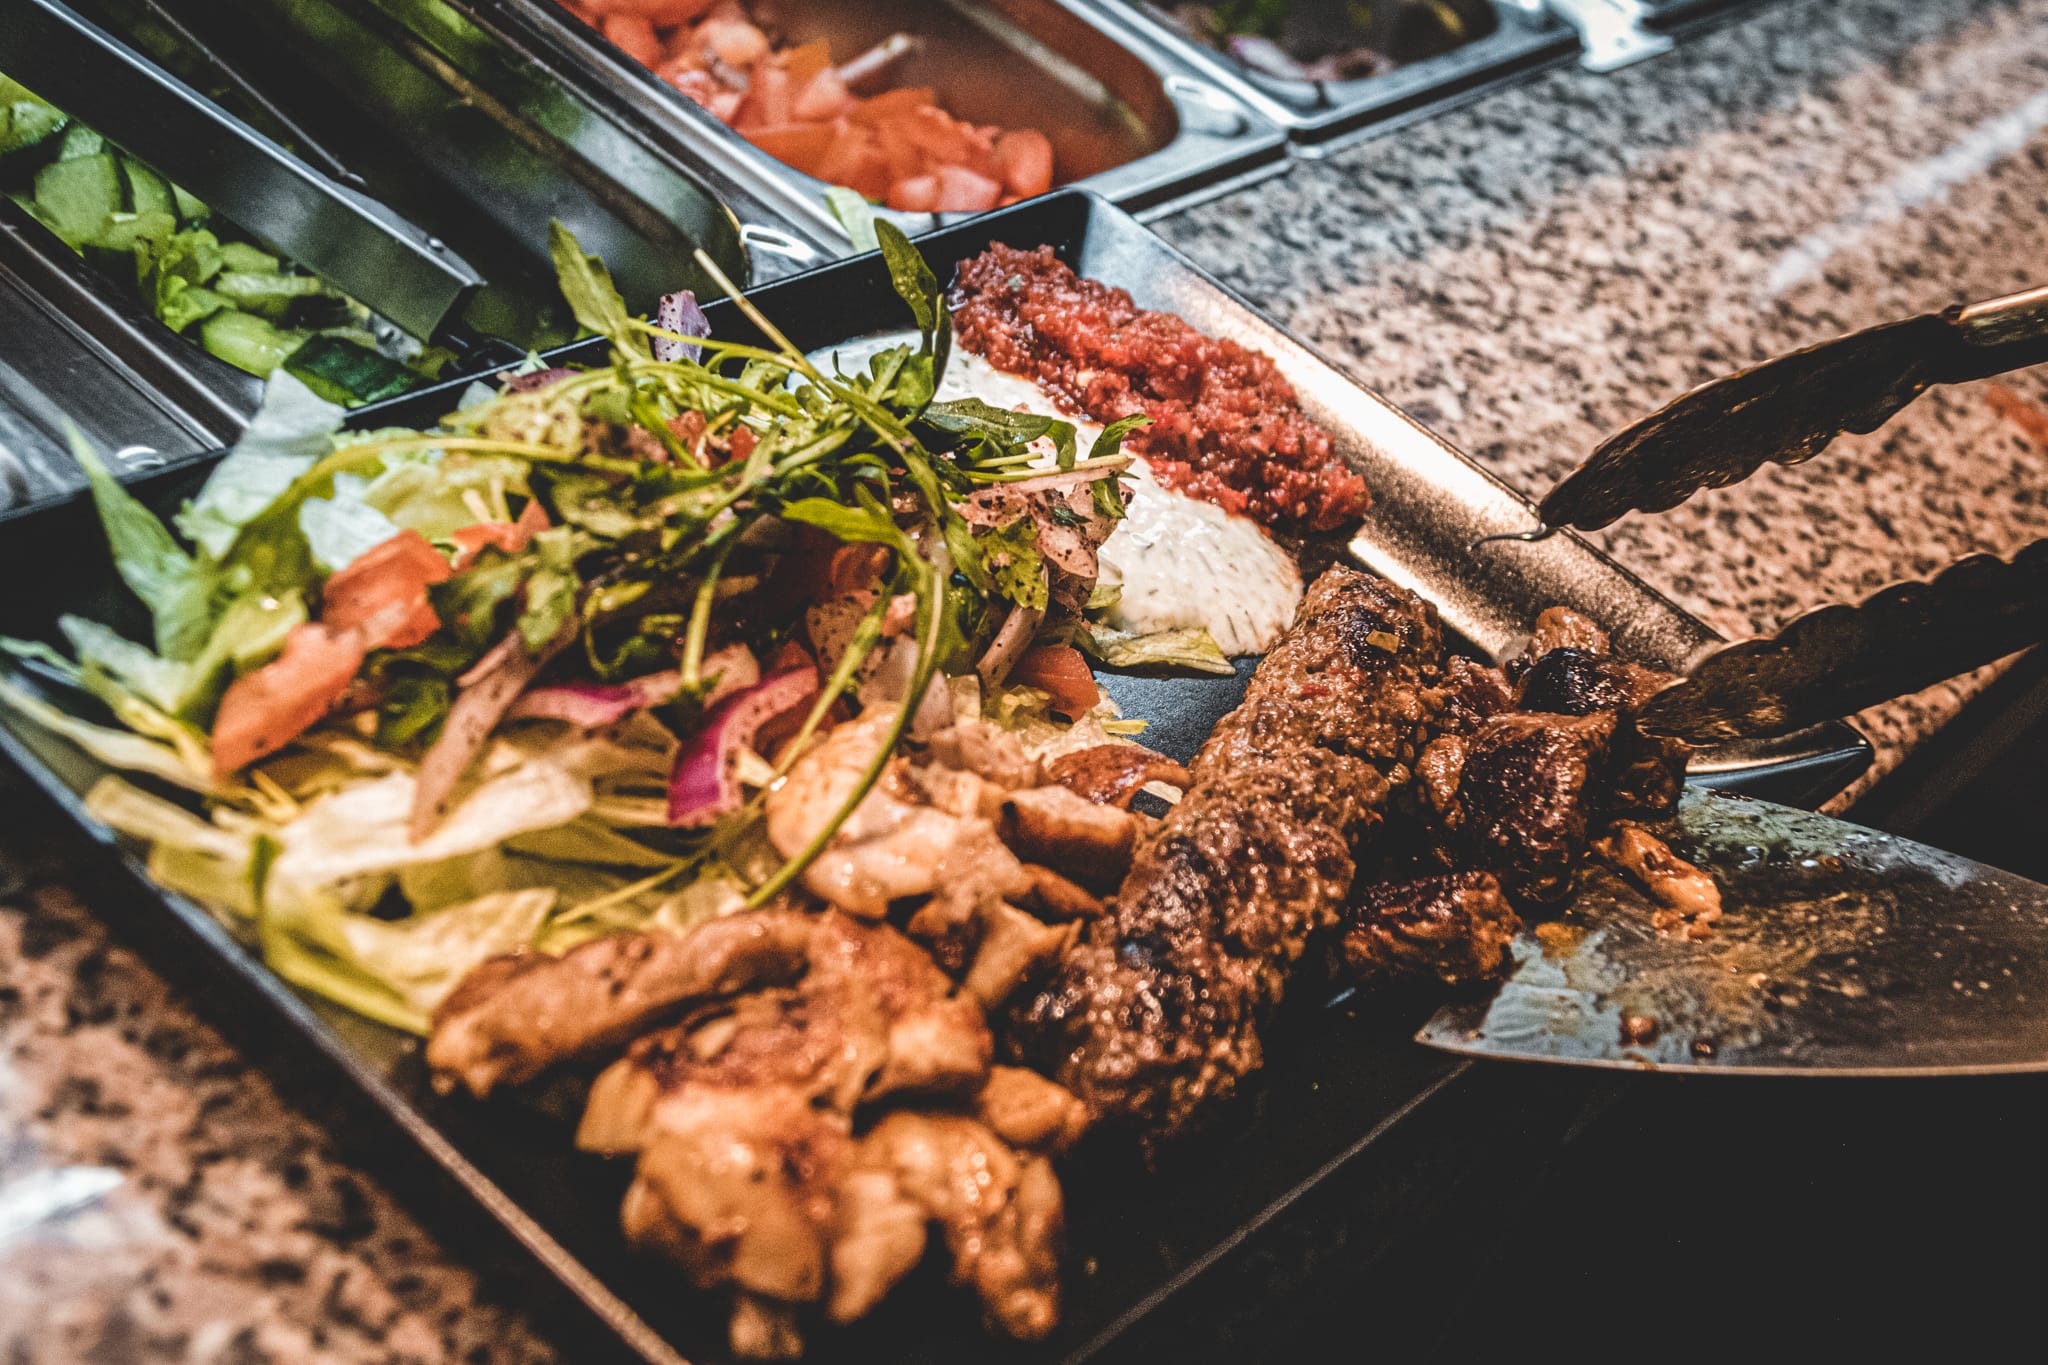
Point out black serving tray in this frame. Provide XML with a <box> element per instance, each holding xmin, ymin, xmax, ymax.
<box><xmin>0</xmin><ymin>190</ymin><xmax>1870</xmax><ymax>1364</ymax></box>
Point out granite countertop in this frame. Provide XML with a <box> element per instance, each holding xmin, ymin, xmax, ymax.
<box><xmin>5</xmin><ymin>0</ymin><xmax>2047</xmax><ymax>1359</ymax></box>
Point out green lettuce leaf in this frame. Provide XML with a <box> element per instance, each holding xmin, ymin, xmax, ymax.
<box><xmin>1084</xmin><ymin>623</ymin><xmax>1234</xmax><ymax>676</ymax></box>
<box><xmin>299</xmin><ymin>472</ymin><xmax>402</xmax><ymax>571</ymax></box>
<box><xmin>0</xmin><ymin>678</ymin><xmax>216</xmax><ymax>792</ymax></box>
<box><xmin>174</xmin><ymin>371</ymin><xmax>345</xmax><ymax>559</ymax></box>
<box><xmin>70</xmin><ymin>430</ymin><xmax>212</xmax><ymax>660</ymax></box>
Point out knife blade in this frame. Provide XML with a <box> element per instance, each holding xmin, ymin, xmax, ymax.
<box><xmin>4</xmin><ymin>0</ymin><xmax>484</xmax><ymax>341</ymax></box>
<box><xmin>1633</xmin><ymin>539</ymin><xmax>2048</xmax><ymax>744</ymax></box>
<box><xmin>1417</xmin><ymin>788</ymin><xmax>2048</xmax><ymax>1074</ymax></box>
<box><xmin>1539</xmin><ymin>285</ymin><xmax>2048</xmax><ymax>532</ymax></box>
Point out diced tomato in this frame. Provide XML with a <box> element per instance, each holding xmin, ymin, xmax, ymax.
<box><xmin>210</xmin><ymin>624</ymin><xmax>367</xmax><ymax>776</ymax></box>
<box><xmin>1010</xmin><ymin>644</ymin><xmax>1100</xmax><ymax>718</ymax></box>
<box><xmin>320</xmin><ymin>529</ymin><xmax>452</xmax><ymax>650</ymax></box>
<box><xmin>449</xmin><ymin>499</ymin><xmax>550</xmax><ymax>573</ymax></box>
<box><xmin>994</xmin><ymin>129</ymin><xmax>1054</xmax><ymax>198</ymax></box>
<box><xmin>585</xmin><ymin>0</ymin><xmax>715</xmax><ymax>22</ymax></box>
<box><xmin>886</xmin><ymin>173</ymin><xmax>939</xmax><ymax>213</ymax></box>
<box><xmin>825</xmin><ymin>542</ymin><xmax>891</xmax><ymax>596</ymax></box>
<box><xmin>601</xmin><ymin>13</ymin><xmax>662</xmax><ymax>65</ymax></box>
<box><xmin>780</xmin><ymin>40</ymin><xmax>833</xmax><ymax>88</ymax></box>
<box><xmin>792</xmin><ymin>68</ymin><xmax>854</xmax><ymax>122</ymax></box>
<box><xmin>742</xmin><ymin>121</ymin><xmax>837</xmax><ymax>178</ymax></box>
<box><xmin>813</xmin><ymin>124</ymin><xmax>891</xmax><ymax>200</ymax></box>
<box><xmin>850</xmin><ymin>87</ymin><xmax>937</xmax><ymax>126</ymax></box>
<box><xmin>735</xmin><ymin>63</ymin><xmax>792</xmax><ymax>130</ymax></box>
<box><xmin>932</xmin><ymin>165</ymin><xmax>1001</xmax><ymax>213</ymax></box>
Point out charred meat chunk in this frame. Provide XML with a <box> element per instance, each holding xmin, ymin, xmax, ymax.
<box><xmin>1452</xmin><ymin>711</ymin><xmax>1617</xmax><ymax>905</ymax></box>
<box><xmin>1516</xmin><ymin>646</ymin><xmax>1688</xmax><ymax>818</ymax></box>
<box><xmin>1335</xmin><ymin>872</ymin><xmax>1523</xmax><ymax>989</ymax></box>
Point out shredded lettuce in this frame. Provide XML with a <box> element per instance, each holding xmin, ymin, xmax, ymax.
<box><xmin>0</xmin><ymin>678</ymin><xmax>217</xmax><ymax>793</ymax></box>
<box><xmin>300</xmin><ymin>472</ymin><xmax>403</xmax><ymax>571</ymax></box>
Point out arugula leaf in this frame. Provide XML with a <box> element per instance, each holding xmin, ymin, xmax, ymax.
<box><xmin>1091</xmin><ymin>472</ymin><xmax>1129</xmax><ymax>522</ymax></box>
<box><xmin>549</xmin><ymin>220</ymin><xmax>646</xmax><ymax>360</ymax></box>
<box><xmin>922</xmin><ymin>397</ymin><xmax>1055</xmax><ymax>445</ymax></box>
<box><xmin>981</xmin><ymin>518</ymin><xmax>1047</xmax><ymax>612</ymax></box>
<box><xmin>875</xmin><ymin>220</ymin><xmax>940</xmax><ymax>351</ymax></box>
<box><xmin>826</xmin><ymin>187</ymin><xmax>881</xmax><ymax>253</ymax></box>
<box><xmin>779</xmin><ymin>492</ymin><xmax>905</xmax><ymax>548</ymax></box>
<box><xmin>1090</xmin><ymin>413</ymin><xmax>1151</xmax><ymax>461</ymax></box>
<box><xmin>69</xmin><ymin>429</ymin><xmax>213</xmax><ymax>661</ymax></box>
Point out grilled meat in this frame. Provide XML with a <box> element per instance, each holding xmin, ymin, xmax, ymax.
<box><xmin>426</xmin><ymin>909</ymin><xmax>816</xmax><ymax>1097</ymax></box>
<box><xmin>1515</xmin><ymin>645</ymin><xmax>1688</xmax><ymax>816</ymax></box>
<box><xmin>1438</xmin><ymin>710</ymin><xmax>1618</xmax><ymax>905</ymax></box>
<box><xmin>1591</xmin><ymin>825</ymin><xmax>1724</xmax><ymax>936</ymax></box>
<box><xmin>1044</xmin><ymin>744</ymin><xmax>1194</xmax><ymax>808</ymax></box>
<box><xmin>1013</xmin><ymin>567</ymin><xmax>1443</xmax><ymax>1137</ymax></box>
<box><xmin>1335</xmin><ymin>872</ymin><xmax>1522</xmax><ymax>989</ymax></box>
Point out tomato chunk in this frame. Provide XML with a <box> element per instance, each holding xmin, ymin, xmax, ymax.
<box><xmin>448</xmin><ymin>499</ymin><xmax>551</xmax><ymax>572</ymax></box>
<box><xmin>320</xmin><ymin>529</ymin><xmax>453</xmax><ymax>650</ymax></box>
<box><xmin>210</xmin><ymin>624</ymin><xmax>366</xmax><ymax>776</ymax></box>
<box><xmin>1010</xmin><ymin>644</ymin><xmax>1101</xmax><ymax>718</ymax></box>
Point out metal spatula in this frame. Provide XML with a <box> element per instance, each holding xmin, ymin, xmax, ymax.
<box><xmin>1418</xmin><ymin>789</ymin><xmax>2048</xmax><ymax>1074</ymax></box>
<box><xmin>1539</xmin><ymin>284</ymin><xmax>2048</xmax><ymax>532</ymax></box>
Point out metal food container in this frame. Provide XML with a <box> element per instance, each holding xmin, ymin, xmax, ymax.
<box><xmin>468</xmin><ymin>0</ymin><xmax>1292</xmax><ymax>242</ymax></box>
<box><xmin>1087</xmin><ymin>0</ymin><xmax>1577</xmax><ymax>152</ymax></box>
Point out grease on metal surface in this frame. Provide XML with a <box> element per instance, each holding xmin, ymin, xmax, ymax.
<box><xmin>1419</xmin><ymin>790</ymin><xmax>2048</xmax><ymax>1074</ymax></box>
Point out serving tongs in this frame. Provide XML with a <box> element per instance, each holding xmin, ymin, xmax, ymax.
<box><xmin>3</xmin><ymin>0</ymin><xmax>485</xmax><ymax>342</ymax></box>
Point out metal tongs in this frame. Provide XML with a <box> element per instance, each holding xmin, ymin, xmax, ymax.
<box><xmin>1529</xmin><ymin>284</ymin><xmax>2048</xmax><ymax>745</ymax></box>
<box><xmin>2</xmin><ymin>0</ymin><xmax>484</xmax><ymax>342</ymax></box>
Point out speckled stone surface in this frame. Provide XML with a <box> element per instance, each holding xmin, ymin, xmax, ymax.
<box><xmin>1159</xmin><ymin>0</ymin><xmax>2048</xmax><ymax>810</ymax></box>
<box><xmin>4</xmin><ymin>1</ymin><xmax>2047</xmax><ymax>1359</ymax></box>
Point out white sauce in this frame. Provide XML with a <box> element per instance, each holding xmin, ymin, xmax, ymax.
<box><xmin>813</xmin><ymin>339</ymin><xmax>1304</xmax><ymax>656</ymax></box>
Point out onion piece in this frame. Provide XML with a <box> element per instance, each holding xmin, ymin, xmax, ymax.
<box><xmin>977</xmin><ymin>603</ymin><xmax>1044</xmax><ymax>691</ymax></box>
<box><xmin>505</xmin><ymin>367</ymin><xmax>579</xmax><ymax>394</ymax></box>
<box><xmin>412</xmin><ymin>630</ymin><xmax>572</xmax><ymax>841</ymax></box>
<box><xmin>654</xmin><ymin>290</ymin><xmax>711</xmax><ymax>363</ymax></box>
<box><xmin>506</xmin><ymin>645</ymin><xmax>759</xmax><ymax>728</ymax></box>
<box><xmin>666</xmin><ymin>667</ymin><xmax>820</xmax><ymax>828</ymax></box>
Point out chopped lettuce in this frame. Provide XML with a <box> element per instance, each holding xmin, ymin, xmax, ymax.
<box><xmin>174</xmin><ymin>371</ymin><xmax>345</xmax><ymax>558</ymax></box>
<box><xmin>1083</xmin><ymin>623</ymin><xmax>1235</xmax><ymax>676</ymax></box>
<box><xmin>0</xmin><ymin>678</ymin><xmax>216</xmax><ymax>793</ymax></box>
<box><xmin>299</xmin><ymin>472</ymin><xmax>403</xmax><ymax>571</ymax></box>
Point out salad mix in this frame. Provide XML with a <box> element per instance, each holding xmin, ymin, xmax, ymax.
<box><xmin>0</xmin><ymin>223</ymin><xmax>1151</xmax><ymax>1034</ymax></box>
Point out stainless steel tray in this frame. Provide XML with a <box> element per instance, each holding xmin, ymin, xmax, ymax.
<box><xmin>1085</xmin><ymin>0</ymin><xmax>1577</xmax><ymax>153</ymax></box>
<box><xmin>0</xmin><ymin>192</ymin><xmax>1868</xmax><ymax>1365</ymax></box>
<box><xmin>467</xmin><ymin>0</ymin><xmax>1292</xmax><ymax>242</ymax></box>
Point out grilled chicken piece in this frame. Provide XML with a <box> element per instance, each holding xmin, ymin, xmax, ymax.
<box><xmin>1001</xmin><ymin>786</ymin><xmax>1141</xmax><ymax>890</ymax></box>
<box><xmin>578</xmin><ymin>913</ymin><xmax>991</xmax><ymax>1156</ymax></box>
<box><xmin>426</xmin><ymin>909</ymin><xmax>816</xmax><ymax>1097</ymax></box>
<box><xmin>1336</xmin><ymin>872</ymin><xmax>1523</xmax><ymax>989</ymax></box>
<box><xmin>624</xmin><ymin>1085</ymin><xmax>850</xmax><ymax>1306</ymax></box>
<box><xmin>766</xmin><ymin>707</ymin><xmax>1033</xmax><ymax>918</ymax></box>
<box><xmin>961</xmin><ymin>901</ymin><xmax>1077</xmax><ymax>1007</ymax></box>
<box><xmin>974</xmin><ymin>1065</ymin><xmax>1092</xmax><ymax>1156</ymax></box>
<box><xmin>854</xmin><ymin>1113</ymin><xmax>1065</xmax><ymax>1341</ymax></box>
<box><xmin>1045</xmin><ymin>744</ymin><xmax>1194</xmax><ymax>808</ymax></box>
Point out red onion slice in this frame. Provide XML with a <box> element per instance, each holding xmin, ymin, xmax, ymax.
<box><xmin>507</xmin><ymin>645</ymin><xmax>759</xmax><ymax>729</ymax></box>
<box><xmin>666</xmin><ymin>667</ymin><xmax>820</xmax><ymax>828</ymax></box>
<box><xmin>654</xmin><ymin>290</ymin><xmax>711</xmax><ymax>363</ymax></box>
<box><xmin>505</xmin><ymin>367</ymin><xmax>579</xmax><ymax>394</ymax></box>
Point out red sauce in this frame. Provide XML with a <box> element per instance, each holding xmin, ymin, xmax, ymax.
<box><xmin>948</xmin><ymin>244</ymin><xmax>1369</xmax><ymax>533</ymax></box>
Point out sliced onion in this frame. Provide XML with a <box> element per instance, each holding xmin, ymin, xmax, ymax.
<box><xmin>666</xmin><ymin>667</ymin><xmax>819</xmax><ymax>827</ymax></box>
<box><xmin>654</xmin><ymin>290</ymin><xmax>711</xmax><ymax>363</ymax></box>
<box><xmin>505</xmin><ymin>367</ymin><xmax>579</xmax><ymax>394</ymax></box>
<box><xmin>507</xmin><ymin>645</ymin><xmax>759</xmax><ymax>728</ymax></box>
<box><xmin>976</xmin><ymin>603</ymin><xmax>1044</xmax><ymax>691</ymax></box>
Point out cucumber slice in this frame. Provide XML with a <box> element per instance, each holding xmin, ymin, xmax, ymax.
<box><xmin>157</xmin><ymin>279</ymin><xmax>231</xmax><ymax>334</ymax></box>
<box><xmin>32</xmin><ymin>152</ymin><xmax>120</xmax><ymax>247</ymax></box>
<box><xmin>169</xmin><ymin>181</ymin><xmax>208</xmax><ymax>224</ymax></box>
<box><xmin>56</xmin><ymin>124</ymin><xmax>104</xmax><ymax>160</ymax></box>
<box><xmin>200</xmin><ymin>310</ymin><xmax>300</xmax><ymax>377</ymax></box>
<box><xmin>121</xmin><ymin>157</ymin><xmax>174</xmax><ymax>218</ymax></box>
<box><xmin>217</xmin><ymin>240</ymin><xmax>279</xmax><ymax>274</ymax></box>
<box><xmin>0</xmin><ymin>95</ymin><xmax>65</xmax><ymax>158</ymax></box>
<box><xmin>284</xmin><ymin>334</ymin><xmax>419</xmax><ymax>406</ymax></box>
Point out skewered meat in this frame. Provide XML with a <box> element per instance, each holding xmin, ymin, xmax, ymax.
<box><xmin>426</xmin><ymin>908</ymin><xmax>816</xmax><ymax>1097</ymax></box>
<box><xmin>1335</xmin><ymin>872</ymin><xmax>1522</xmax><ymax>989</ymax></box>
<box><xmin>1013</xmin><ymin>567</ymin><xmax>1443</xmax><ymax>1138</ymax></box>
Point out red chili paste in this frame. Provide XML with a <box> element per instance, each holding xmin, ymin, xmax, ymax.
<box><xmin>947</xmin><ymin>244</ymin><xmax>1368</xmax><ymax>533</ymax></box>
